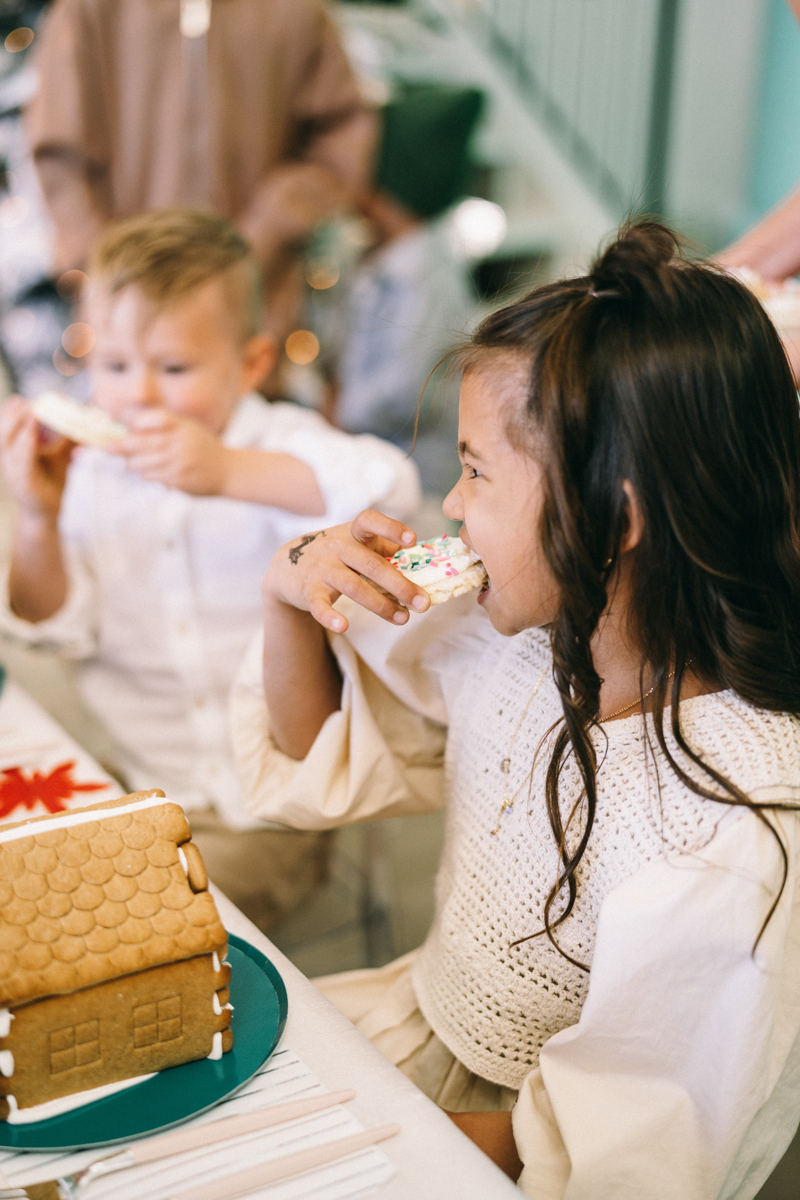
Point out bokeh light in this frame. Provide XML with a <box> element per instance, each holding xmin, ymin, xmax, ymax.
<box><xmin>0</xmin><ymin>196</ymin><xmax>28</xmax><ymax>228</ymax></box>
<box><xmin>62</xmin><ymin>323</ymin><xmax>95</xmax><ymax>358</ymax></box>
<box><xmin>285</xmin><ymin>330</ymin><xmax>320</xmax><ymax>365</ymax></box>
<box><xmin>306</xmin><ymin>261</ymin><xmax>340</xmax><ymax>290</ymax></box>
<box><xmin>56</xmin><ymin>270</ymin><xmax>89</xmax><ymax>300</ymax></box>
<box><xmin>53</xmin><ymin>349</ymin><xmax>80</xmax><ymax>377</ymax></box>
<box><xmin>4</xmin><ymin>27</ymin><xmax>34</xmax><ymax>53</ymax></box>
<box><xmin>449</xmin><ymin>198</ymin><xmax>507</xmax><ymax>259</ymax></box>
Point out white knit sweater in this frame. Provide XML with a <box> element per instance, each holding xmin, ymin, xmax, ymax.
<box><xmin>231</xmin><ymin>594</ymin><xmax>800</xmax><ymax>1198</ymax></box>
<box><xmin>412</xmin><ymin>621</ymin><xmax>800</xmax><ymax>1088</ymax></box>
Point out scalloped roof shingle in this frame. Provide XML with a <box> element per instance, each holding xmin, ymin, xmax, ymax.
<box><xmin>0</xmin><ymin>792</ymin><xmax>226</xmax><ymax>1007</ymax></box>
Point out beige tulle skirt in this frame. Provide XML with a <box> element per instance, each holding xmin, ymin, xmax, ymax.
<box><xmin>314</xmin><ymin>950</ymin><xmax>517</xmax><ymax>1113</ymax></box>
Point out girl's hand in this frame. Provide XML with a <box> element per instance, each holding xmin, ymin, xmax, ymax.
<box><xmin>0</xmin><ymin>397</ymin><xmax>73</xmax><ymax>521</ymax></box>
<box><xmin>264</xmin><ymin>509</ymin><xmax>431</xmax><ymax>634</ymax></box>
<box><xmin>112</xmin><ymin>408</ymin><xmax>230</xmax><ymax>495</ymax></box>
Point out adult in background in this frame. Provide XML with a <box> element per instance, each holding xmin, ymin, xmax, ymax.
<box><xmin>24</xmin><ymin>0</ymin><xmax>376</xmax><ymax>343</ymax></box>
<box><xmin>321</xmin><ymin>85</ymin><xmax>483</xmax><ymax>493</ymax></box>
<box><xmin>716</xmin><ymin>0</ymin><xmax>800</xmax><ymax>375</ymax></box>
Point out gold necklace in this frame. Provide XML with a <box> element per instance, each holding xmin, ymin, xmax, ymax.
<box><xmin>490</xmin><ymin>665</ymin><xmax>549</xmax><ymax>835</ymax></box>
<box><xmin>601</xmin><ymin>661</ymin><xmax>692</xmax><ymax>722</ymax></box>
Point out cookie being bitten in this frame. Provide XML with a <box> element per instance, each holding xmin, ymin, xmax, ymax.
<box><xmin>387</xmin><ymin>535</ymin><xmax>487</xmax><ymax>604</ymax></box>
<box><xmin>30</xmin><ymin>391</ymin><xmax>127</xmax><ymax>449</ymax></box>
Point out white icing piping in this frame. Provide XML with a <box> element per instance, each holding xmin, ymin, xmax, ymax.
<box><xmin>0</xmin><ymin>1010</ymin><xmax>14</xmax><ymax>1039</ymax></box>
<box><xmin>212</xmin><ymin>993</ymin><xmax>221</xmax><ymax>1016</ymax></box>
<box><xmin>0</xmin><ymin>794</ymin><xmax>172</xmax><ymax>845</ymax></box>
<box><xmin>177</xmin><ymin>846</ymin><xmax>188</xmax><ymax>874</ymax></box>
<box><xmin>207</xmin><ymin>1031</ymin><xmax>223</xmax><ymax>1061</ymax></box>
<box><xmin>0</xmin><ymin>1052</ymin><xmax>13</xmax><ymax>1077</ymax></box>
<box><xmin>3</xmin><ymin>1073</ymin><xmax>155</xmax><ymax>1124</ymax></box>
<box><xmin>212</xmin><ymin>952</ymin><xmax>220</xmax><ymax>973</ymax></box>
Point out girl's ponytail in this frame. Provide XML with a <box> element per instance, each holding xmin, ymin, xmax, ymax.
<box><xmin>589</xmin><ymin>221</ymin><xmax>679</xmax><ymax>294</ymax></box>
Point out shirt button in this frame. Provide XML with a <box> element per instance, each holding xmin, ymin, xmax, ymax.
<box><xmin>164</xmin><ymin>539</ymin><xmax>175</xmax><ymax>550</ymax></box>
<box><xmin>194</xmin><ymin>697</ymin><xmax>206</xmax><ymax>709</ymax></box>
<box><xmin>176</xmin><ymin>622</ymin><xmax>187</xmax><ymax>635</ymax></box>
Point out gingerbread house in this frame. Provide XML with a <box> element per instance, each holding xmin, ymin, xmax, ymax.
<box><xmin>0</xmin><ymin>791</ymin><xmax>232</xmax><ymax>1119</ymax></box>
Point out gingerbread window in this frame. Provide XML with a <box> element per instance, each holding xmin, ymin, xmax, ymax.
<box><xmin>133</xmin><ymin>996</ymin><xmax>183</xmax><ymax>1048</ymax></box>
<box><xmin>50</xmin><ymin>1019</ymin><xmax>101</xmax><ymax>1074</ymax></box>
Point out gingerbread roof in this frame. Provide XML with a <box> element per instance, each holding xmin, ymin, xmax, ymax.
<box><xmin>0</xmin><ymin>792</ymin><xmax>227</xmax><ymax>1008</ymax></box>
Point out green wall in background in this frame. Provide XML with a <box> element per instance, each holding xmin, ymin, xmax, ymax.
<box><xmin>744</xmin><ymin>0</ymin><xmax>800</xmax><ymax>233</ymax></box>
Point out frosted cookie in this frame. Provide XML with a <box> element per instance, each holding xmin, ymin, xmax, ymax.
<box><xmin>387</xmin><ymin>535</ymin><xmax>487</xmax><ymax>605</ymax></box>
<box><xmin>731</xmin><ymin>267</ymin><xmax>800</xmax><ymax>331</ymax></box>
<box><xmin>30</xmin><ymin>391</ymin><xmax>127</xmax><ymax>448</ymax></box>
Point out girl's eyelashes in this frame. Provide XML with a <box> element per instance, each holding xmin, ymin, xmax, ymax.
<box><xmin>464</xmin><ymin>462</ymin><xmax>482</xmax><ymax>480</ymax></box>
<box><xmin>162</xmin><ymin>363</ymin><xmax>189</xmax><ymax>375</ymax></box>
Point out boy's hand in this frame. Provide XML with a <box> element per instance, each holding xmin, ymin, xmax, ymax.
<box><xmin>0</xmin><ymin>397</ymin><xmax>73</xmax><ymax>521</ymax></box>
<box><xmin>264</xmin><ymin>510</ymin><xmax>431</xmax><ymax>634</ymax></box>
<box><xmin>112</xmin><ymin>408</ymin><xmax>230</xmax><ymax>495</ymax></box>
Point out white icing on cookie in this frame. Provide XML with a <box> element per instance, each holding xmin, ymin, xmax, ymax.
<box><xmin>388</xmin><ymin>536</ymin><xmax>487</xmax><ymax>604</ymax></box>
<box><xmin>0</xmin><ymin>794</ymin><xmax>171</xmax><ymax>846</ymax></box>
<box><xmin>207</xmin><ymin>1031</ymin><xmax>223</xmax><ymax>1060</ymax></box>
<box><xmin>0</xmin><ymin>1011</ymin><xmax>14</xmax><ymax>1039</ymax></box>
<box><xmin>0</xmin><ymin>1052</ymin><xmax>13</xmax><ymax>1078</ymax></box>
<box><xmin>177</xmin><ymin>846</ymin><xmax>188</xmax><ymax>874</ymax></box>
<box><xmin>3</xmin><ymin>1073</ymin><xmax>156</xmax><ymax>1123</ymax></box>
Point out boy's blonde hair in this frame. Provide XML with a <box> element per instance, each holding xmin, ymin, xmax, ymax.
<box><xmin>89</xmin><ymin>209</ymin><xmax>263</xmax><ymax>340</ymax></box>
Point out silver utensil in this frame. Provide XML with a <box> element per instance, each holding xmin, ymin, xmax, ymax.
<box><xmin>0</xmin><ymin>1089</ymin><xmax>356</xmax><ymax>1200</ymax></box>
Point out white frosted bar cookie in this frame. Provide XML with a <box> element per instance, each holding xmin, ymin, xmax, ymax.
<box><xmin>387</xmin><ymin>535</ymin><xmax>487</xmax><ymax>604</ymax></box>
<box><xmin>30</xmin><ymin>391</ymin><xmax>127</xmax><ymax>448</ymax></box>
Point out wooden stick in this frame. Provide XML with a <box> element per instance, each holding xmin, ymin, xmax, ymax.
<box><xmin>131</xmin><ymin>1090</ymin><xmax>357</xmax><ymax>1165</ymax></box>
<box><xmin>167</xmin><ymin>1124</ymin><xmax>401</xmax><ymax>1200</ymax></box>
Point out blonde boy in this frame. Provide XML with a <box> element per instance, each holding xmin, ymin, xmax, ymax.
<box><xmin>0</xmin><ymin>209</ymin><xmax>419</xmax><ymax>928</ymax></box>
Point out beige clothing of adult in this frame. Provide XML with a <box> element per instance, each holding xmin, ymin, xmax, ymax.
<box><xmin>26</xmin><ymin>0</ymin><xmax>375</xmax><ymax>332</ymax></box>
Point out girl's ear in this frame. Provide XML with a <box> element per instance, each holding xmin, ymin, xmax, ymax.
<box><xmin>619</xmin><ymin>480</ymin><xmax>645</xmax><ymax>553</ymax></box>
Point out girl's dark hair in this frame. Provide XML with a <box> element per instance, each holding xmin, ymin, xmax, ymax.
<box><xmin>463</xmin><ymin>220</ymin><xmax>800</xmax><ymax>969</ymax></box>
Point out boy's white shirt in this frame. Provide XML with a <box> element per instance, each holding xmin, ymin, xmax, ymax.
<box><xmin>230</xmin><ymin>594</ymin><xmax>800</xmax><ymax>1198</ymax></box>
<box><xmin>0</xmin><ymin>393</ymin><xmax>420</xmax><ymax>829</ymax></box>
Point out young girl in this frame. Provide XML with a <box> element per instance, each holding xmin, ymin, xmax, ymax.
<box><xmin>231</xmin><ymin>222</ymin><xmax>800</xmax><ymax>1198</ymax></box>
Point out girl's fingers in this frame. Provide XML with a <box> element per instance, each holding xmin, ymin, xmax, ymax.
<box><xmin>342</xmin><ymin>541</ymin><xmax>430</xmax><ymax>612</ymax></box>
<box><xmin>351</xmin><ymin>509</ymin><xmax>416</xmax><ymax>550</ymax></box>
<box><xmin>306</xmin><ymin>585</ymin><xmax>348</xmax><ymax>633</ymax></box>
<box><xmin>308</xmin><ymin>568</ymin><xmax>409</xmax><ymax>629</ymax></box>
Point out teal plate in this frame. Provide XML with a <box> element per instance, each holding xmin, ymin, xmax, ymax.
<box><xmin>0</xmin><ymin>933</ymin><xmax>288</xmax><ymax>1151</ymax></box>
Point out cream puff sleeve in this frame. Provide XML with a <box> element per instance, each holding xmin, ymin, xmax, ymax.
<box><xmin>230</xmin><ymin>592</ymin><xmax>495</xmax><ymax>829</ymax></box>
<box><xmin>512</xmin><ymin>804</ymin><xmax>800</xmax><ymax>1200</ymax></box>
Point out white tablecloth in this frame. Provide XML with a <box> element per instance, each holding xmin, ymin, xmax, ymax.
<box><xmin>216</xmin><ymin>891</ymin><xmax>521</xmax><ymax>1199</ymax></box>
<box><xmin>0</xmin><ymin>680</ymin><xmax>520</xmax><ymax>1198</ymax></box>
<box><xmin>0</xmin><ymin>679</ymin><xmax>122</xmax><ymax>823</ymax></box>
